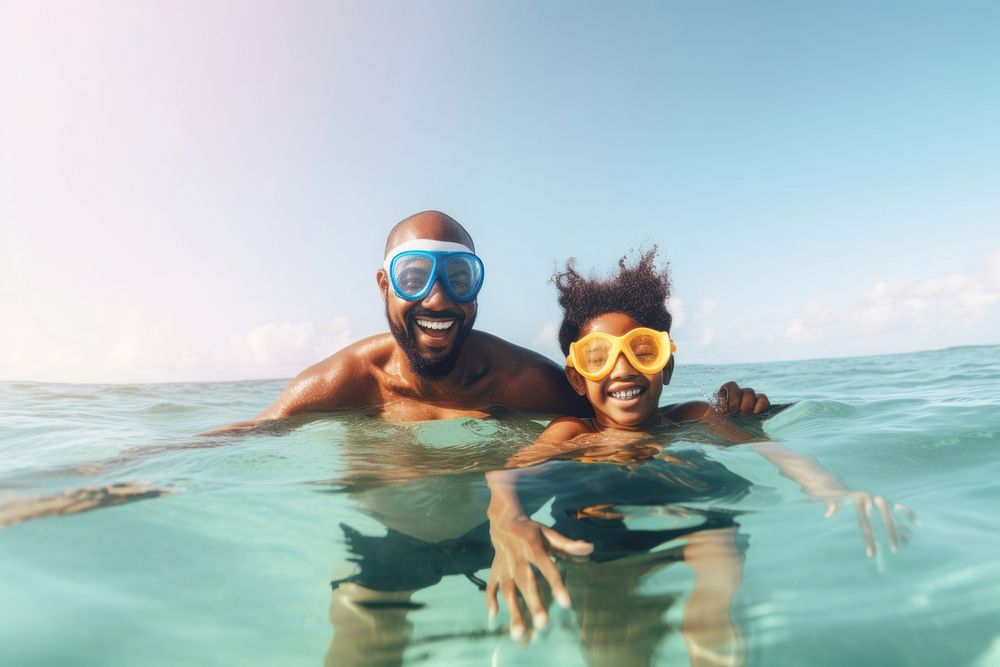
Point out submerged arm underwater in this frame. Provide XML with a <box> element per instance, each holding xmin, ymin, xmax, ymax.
<box><xmin>0</xmin><ymin>414</ymin><xmax>314</xmax><ymax>528</ymax></box>
<box><xmin>484</xmin><ymin>466</ymin><xmax>592</xmax><ymax>638</ymax></box>
<box><xmin>750</xmin><ymin>441</ymin><xmax>914</xmax><ymax>557</ymax></box>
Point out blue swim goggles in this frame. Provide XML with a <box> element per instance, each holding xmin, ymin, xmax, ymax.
<box><xmin>383</xmin><ymin>241</ymin><xmax>485</xmax><ymax>303</ymax></box>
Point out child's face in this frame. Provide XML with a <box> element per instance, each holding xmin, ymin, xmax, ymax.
<box><xmin>566</xmin><ymin>312</ymin><xmax>671</xmax><ymax>431</ymax></box>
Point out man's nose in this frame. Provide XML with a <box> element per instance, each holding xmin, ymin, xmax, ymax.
<box><xmin>420</xmin><ymin>279</ymin><xmax>456</xmax><ymax>310</ymax></box>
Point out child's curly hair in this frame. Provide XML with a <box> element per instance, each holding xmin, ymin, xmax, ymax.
<box><xmin>553</xmin><ymin>247</ymin><xmax>673</xmax><ymax>355</ymax></box>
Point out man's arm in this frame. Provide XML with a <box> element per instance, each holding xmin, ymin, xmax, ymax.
<box><xmin>203</xmin><ymin>343</ymin><xmax>377</xmax><ymax>435</ymax></box>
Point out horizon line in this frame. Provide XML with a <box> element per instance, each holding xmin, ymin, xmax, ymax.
<box><xmin>2</xmin><ymin>342</ymin><xmax>996</xmax><ymax>387</ymax></box>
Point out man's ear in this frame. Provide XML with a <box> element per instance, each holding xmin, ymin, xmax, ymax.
<box><xmin>376</xmin><ymin>268</ymin><xmax>388</xmax><ymax>302</ymax></box>
<box><xmin>663</xmin><ymin>356</ymin><xmax>675</xmax><ymax>386</ymax></box>
<box><xmin>566</xmin><ymin>366</ymin><xmax>588</xmax><ymax>396</ymax></box>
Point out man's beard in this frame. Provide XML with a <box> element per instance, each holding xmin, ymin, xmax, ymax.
<box><xmin>387</xmin><ymin>306</ymin><xmax>476</xmax><ymax>380</ymax></box>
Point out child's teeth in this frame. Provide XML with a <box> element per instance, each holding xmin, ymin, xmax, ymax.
<box><xmin>611</xmin><ymin>388</ymin><xmax>642</xmax><ymax>400</ymax></box>
<box><xmin>417</xmin><ymin>319</ymin><xmax>454</xmax><ymax>331</ymax></box>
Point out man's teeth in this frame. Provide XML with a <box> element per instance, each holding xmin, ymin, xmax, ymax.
<box><xmin>610</xmin><ymin>387</ymin><xmax>644</xmax><ymax>400</ymax></box>
<box><xmin>416</xmin><ymin>319</ymin><xmax>455</xmax><ymax>331</ymax></box>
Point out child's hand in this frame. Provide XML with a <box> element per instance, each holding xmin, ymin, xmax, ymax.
<box><xmin>821</xmin><ymin>491</ymin><xmax>916</xmax><ymax>557</ymax></box>
<box><xmin>485</xmin><ymin>515</ymin><xmax>593</xmax><ymax>639</ymax></box>
<box><xmin>716</xmin><ymin>381</ymin><xmax>771</xmax><ymax>415</ymax></box>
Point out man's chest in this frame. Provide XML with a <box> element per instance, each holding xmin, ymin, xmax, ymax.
<box><xmin>375</xmin><ymin>397</ymin><xmax>493</xmax><ymax>422</ymax></box>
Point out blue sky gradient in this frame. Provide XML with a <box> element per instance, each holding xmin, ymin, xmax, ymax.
<box><xmin>2</xmin><ymin>1</ymin><xmax>998</xmax><ymax>382</ymax></box>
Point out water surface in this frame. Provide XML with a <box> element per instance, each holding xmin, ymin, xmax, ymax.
<box><xmin>2</xmin><ymin>346</ymin><xmax>999</xmax><ymax>666</ymax></box>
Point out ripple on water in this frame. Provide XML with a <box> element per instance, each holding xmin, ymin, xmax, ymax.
<box><xmin>140</xmin><ymin>403</ymin><xmax>197</xmax><ymax>415</ymax></box>
<box><xmin>763</xmin><ymin>399</ymin><xmax>857</xmax><ymax>434</ymax></box>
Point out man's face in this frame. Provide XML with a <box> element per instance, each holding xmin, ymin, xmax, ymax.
<box><xmin>380</xmin><ymin>268</ymin><xmax>478</xmax><ymax>380</ymax></box>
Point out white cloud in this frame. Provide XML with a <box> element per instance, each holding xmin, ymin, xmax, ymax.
<box><xmin>224</xmin><ymin>317</ymin><xmax>352</xmax><ymax>374</ymax></box>
<box><xmin>981</xmin><ymin>248</ymin><xmax>1000</xmax><ymax>290</ymax></box>
<box><xmin>669</xmin><ymin>296</ymin><xmax>719</xmax><ymax>355</ymax></box>
<box><xmin>784</xmin><ymin>300</ymin><xmax>832</xmax><ymax>343</ymax></box>
<box><xmin>531</xmin><ymin>321</ymin><xmax>563</xmax><ymax>362</ymax></box>
<box><xmin>0</xmin><ymin>308</ymin><xmax>354</xmax><ymax>383</ymax></box>
<box><xmin>784</xmin><ymin>318</ymin><xmax>813</xmax><ymax>344</ymax></box>
<box><xmin>533</xmin><ymin>322</ymin><xmax>559</xmax><ymax>346</ymax></box>
<box><xmin>669</xmin><ymin>297</ymin><xmax>687</xmax><ymax>328</ymax></box>
<box><xmin>670</xmin><ymin>297</ymin><xmax>714</xmax><ymax>340</ymax></box>
<box><xmin>783</xmin><ymin>249</ymin><xmax>1000</xmax><ymax>345</ymax></box>
<box><xmin>107</xmin><ymin>309</ymin><xmax>174</xmax><ymax>378</ymax></box>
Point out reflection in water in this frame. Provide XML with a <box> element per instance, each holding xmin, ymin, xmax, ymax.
<box><xmin>327</xmin><ymin>582</ymin><xmax>417</xmax><ymax>667</ymax></box>
<box><xmin>526</xmin><ymin>451</ymin><xmax>748</xmax><ymax>667</ymax></box>
<box><xmin>325</xmin><ymin>418</ymin><xmax>753</xmax><ymax>667</ymax></box>
<box><xmin>0</xmin><ymin>482</ymin><xmax>168</xmax><ymax>528</ymax></box>
<box><xmin>563</xmin><ymin>527</ymin><xmax>743</xmax><ymax>667</ymax></box>
<box><xmin>324</xmin><ymin>416</ymin><xmax>510</xmax><ymax>667</ymax></box>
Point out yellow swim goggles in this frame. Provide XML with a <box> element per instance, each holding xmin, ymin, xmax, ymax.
<box><xmin>566</xmin><ymin>327</ymin><xmax>676</xmax><ymax>381</ymax></box>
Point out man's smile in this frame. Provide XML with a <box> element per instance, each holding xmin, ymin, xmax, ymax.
<box><xmin>416</xmin><ymin>318</ymin><xmax>456</xmax><ymax>333</ymax></box>
<box><xmin>408</xmin><ymin>311</ymin><xmax>463</xmax><ymax>345</ymax></box>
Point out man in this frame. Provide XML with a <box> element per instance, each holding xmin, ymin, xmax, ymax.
<box><xmin>213</xmin><ymin>210</ymin><xmax>766</xmax><ymax>433</ymax></box>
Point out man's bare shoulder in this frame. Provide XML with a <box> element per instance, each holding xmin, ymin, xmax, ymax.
<box><xmin>257</xmin><ymin>334</ymin><xmax>394</xmax><ymax>419</ymax></box>
<box><xmin>468</xmin><ymin>331</ymin><xmax>590</xmax><ymax>416</ymax></box>
<box><xmin>470</xmin><ymin>330</ymin><xmax>562</xmax><ymax>375</ymax></box>
<box><xmin>305</xmin><ymin>333</ymin><xmax>396</xmax><ymax>377</ymax></box>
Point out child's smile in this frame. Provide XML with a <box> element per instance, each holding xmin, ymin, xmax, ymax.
<box><xmin>606</xmin><ymin>380</ymin><xmax>648</xmax><ymax>405</ymax></box>
<box><xmin>568</xmin><ymin>312</ymin><xmax>668</xmax><ymax>431</ymax></box>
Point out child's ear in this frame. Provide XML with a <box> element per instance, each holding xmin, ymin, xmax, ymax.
<box><xmin>565</xmin><ymin>367</ymin><xmax>588</xmax><ymax>396</ymax></box>
<box><xmin>662</xmin><ymin>357</ymin><xmax>675</xmax><ymax>386</ymax></box>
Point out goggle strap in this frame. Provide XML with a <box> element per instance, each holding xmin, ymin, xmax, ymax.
<box><xmin>382</xmin><ymin>240</ymin><xmax>475</xmax><ymax>271</ymax></box>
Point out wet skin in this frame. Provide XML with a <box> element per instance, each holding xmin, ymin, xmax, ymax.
<box><xmin>535</xmin><ymin>311</ymin><xmax>772</xmax><ymax>445</ymax></box>
<box><xmin>210</xmin><ymin>214</ymin><xmax>772</xmax><ymax>433</ymax></box>
<box><xmin>571</xmin><ymin>313</ymin><xmax>668</xmax><ymax>431</ymax></box>
<box><xmin>208</xmin><ymin>211</ymin><xmax>591</xmax><ymax>432</ymax></box>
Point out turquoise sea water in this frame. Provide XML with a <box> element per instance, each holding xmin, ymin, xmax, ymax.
<box><xmin>2</xmin><ymin>345</ymin><xmax>999</xmax><ymax>666</ymax></box>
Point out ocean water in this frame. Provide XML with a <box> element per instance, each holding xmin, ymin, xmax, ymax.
<box><xmin>2</xmin><ymin>345</ymin><xmax>999</xmax><ymax>667</ymax></box>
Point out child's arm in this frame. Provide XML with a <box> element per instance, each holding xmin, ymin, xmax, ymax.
<box><xmin>504</xmin><ymin>417</ymin><xmax>593</xmax><ymax>467</ymax></box>
<box><xmin>751</xmin><ymin>441</ymin><xmax>910</xmax><ymax>556</ymax></box>
<box><xmin>665</xmin><ymin>383</ymin><xmax>777</xmax><ymax>443</ymax></box>
<box><xmin>484</xmin><ymin>418</ymin><xmax>594</xmax><ymax>638</ymax></box>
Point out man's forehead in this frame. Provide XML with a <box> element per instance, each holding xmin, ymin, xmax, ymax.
<box><xmin>387</xmin><ymin>231</ymin><xmax>469</xmax><ymax>250</ymax></box>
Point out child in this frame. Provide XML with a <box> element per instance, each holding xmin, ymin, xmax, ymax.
<box><xmin>485</xmin><ymin>249</ymin><xmax>907</xmax><ymax>665</ymax></box>
<box><xmin>509</xmin><ymin>247</ymin><xmax>769</xmax><ymax>459</ymax></box>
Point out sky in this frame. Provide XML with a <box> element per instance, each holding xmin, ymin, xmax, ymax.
<box><xmin>1</xmin><ymin>0</ymin><xmax>998</xmax><ymax>384</ymax></box>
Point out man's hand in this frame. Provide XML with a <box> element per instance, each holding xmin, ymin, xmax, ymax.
<box><xmin>485</xmin><ymin>515</ymin><xmax>593</xmax><ymax>639</ymax></box>
<box><xmin>716</xmin><ymin>381</ymin><xmax>770</xmax><ymax>415</ymax></box>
